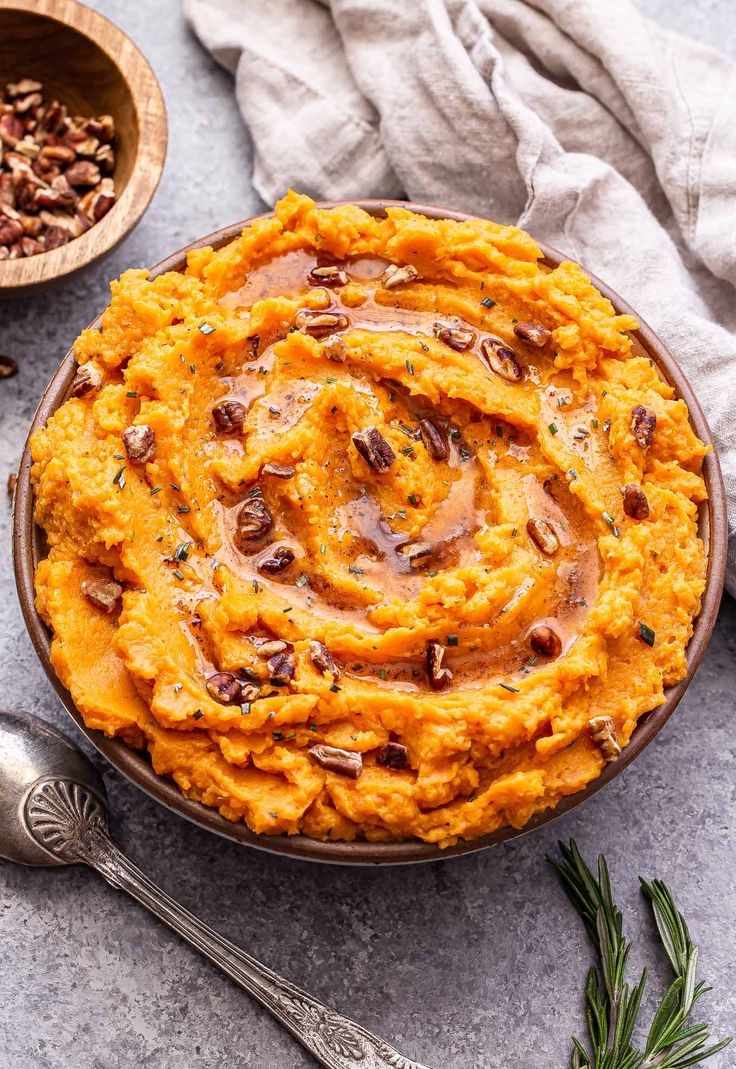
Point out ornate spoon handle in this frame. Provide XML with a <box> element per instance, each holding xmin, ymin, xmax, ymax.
<box><xmin>25</xmin><ymin>779</ymin><xmax>436</xmax><ymax>1069</ymax></box>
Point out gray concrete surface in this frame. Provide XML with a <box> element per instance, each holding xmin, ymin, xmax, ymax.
<box><xmin>1</xmin><ymin>2</ymin><xmax>734</xmax><ymax>1067</ymax></box>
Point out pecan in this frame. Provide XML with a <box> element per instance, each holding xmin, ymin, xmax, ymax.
<box><xmin>426</xmin><ymin>640</ymin><xmax>452</xmax><ymax>690</ymax></box>
<box><xmin>0</xmin><ymin>113</ymin><xmax>24</xmax><ymax>147</ymax></box>
<box><xmin>83</xmin><ymin>115</ymin><xmax>114</xmax><ymax>142</ymax></box>
<box><xmin>529</xmin><ymin>624</ymin><xmax>562</xmax><ymax>658</ymax></box>
<box><xmin>588</xmin><ymin>715</ymin><xmax>621</xmax><ymax>763</ymax></box>
<box><xmin>7</xmin><ymin>472</ymin><xmax>17</xmax><ymax>497</ymax></box>
<box><xmin>94</xmin><ymin>143</ymin><xmax>115</xmax><ymax>172</ymax></box>
<box><xmin>321</xmin><ymin>334</ymin><xmax>348</xmax><ymax>362</ymax></box>
<box><xmin>308</xmin><ymin>264</ymin><xmax>348</xmax><ymax>287</ymax></box>
<box><xmin>43</xmin><ymin>225</ymin><xmax>69</xmax><ymax>250</ymax></box>
<box><xmin>235</xmin><ymin>495</ymin><xmax>272</xmax><ymax>545</ymax></box>
<box><xmin>79</xmin><ymin>178</ymin><xmax>115</xmax><ymax>221</ymax></box>
<box><xmin>20</xmin><ymin>235</ymin><xmax>43</xmax><ymax>256</ymax></box>
<box><xmin>36</xmin><ymin>100</ymin><xmax>67</xmax><ymax>136</ymax></box>
<box><xmin>295</xmin><ymin>310</ymin><xmax>349</xmax><ymax>337</ymax></box>
<box><xmin>262</xmin><ymin>463</ymin><xmax>295</xmax><ymax>479</ymax></box>
<box><xmin>309</xmin><ymin>640</ymin><xmax>340</xmax><ymax>679</ymax></box>
<box><xmin>308</xmin><ymin>744</ymin><xmax>363</xmax><ymax>779</ymax></box>
<box><xmin>81</xmin><ymin>577</ymin><xmax>122</xmax><ymax>613</ymax></box>
<box><xmin>212</xmin><ymin>399</ymin><xmax>246</xmax><ymax>434</ymax></box>
<box><xmin>0</xmin><ymin>247</ymin><xmax>9</xmax><ymax>261</ymax></box>
<box><xmin>69</xmin><ymin>367</ymin><xmax>101</xmax><ymax>401</ymax></box>
<box><xmin>419</xmin><ymin>417</ymin><xmax>449</xmax><ymax>461</ymax></box>
<box><xmin>256</xmin><ymin>639</ymin><xmax>288</xmax><ymax>657</ymax></box>
<box><xmin>14</xmin><ymin>134</ymin><xmax>40</xmax><ymax>157</ymax></box>
<box><xmin>435</xmin><ymin>324</ymin><xmax>474</xmax><ymax>351</ymax></box>
<box><xmin>122</xmin><ymin>424</ymin><xmax>156</xmax><ymax>464</ymax></box>
<box><xmin>205</xmin><ymin>672</ymin><xmax>243</xmax><ymax>705</ymax></box>
<box><xmin>526</xmin><ymin>517</ymin><xmax>559</xmax><ymax>555</ymax></box>
<box><xmin>631</xmin><ymin>404</ymin><xmax>656</xmax><ymax>448</ymax></box>
<box><xmin>352</xmin><ymin>427</ymin><xmax>396</xmax><ymax>472</ymax></box>
<box><xmin>259</xmin><ymin>546</ymin><xmax>295</xmax><ymax>574</ymax></box>
<box><xmin>69</xmin><ymin>136</ymin><xmax>100</xmax><ymax>158</ymax></box>
<box><xmin>0</xmin><ymin>173</ymin><xmax>14</xmax><ymax>206</ymax></box>
<box><xmin>65</xmin><ymin>160</ymin><xmax>101</xmax><ymax>187</ymax></box>
<box><xmin>0</xmin><ymin>354</ymin><xmax>19</xmax><ymax>379</ymax></box>
<box><xmin>6</xmin><ymin>80</ymin><xmax>42</xmax><ymax>98</ymax></box>
<box><xmin>376</xmin><ymin>741</ymin><xmax>409</xmax><ymax>770</ymax></box>
<box><xmin>513</xmin><ymin>322</ymin><xmax>552</xmax><ymax>348</ymax></box>
<box><xmin>33</xmin><ymin>178</ymin><xmax>76</xmax><ymax>210</ymax></box>
<box><xmin>480</xmin><ymin>338</ymin><xmax>523</xmax><ymax>382</ymax></box>
<box><xmin>400</xmin><ymin>542</ymin><xmax>433</xmax><ymax>568</ymax></box>
<box><xmin>620</xmin><ymin>484</ymin><xmax>649</xmax><ymax>520</ymax></box>
<box><xmin>0</xmin><ymin>214</ymin><xmax>22</xmax><ymax>245</ymax></box>
<box><xmin>268</xmin><ymin>650</ymin><xmax>295</xmax><ymax>684</ymax></box>
<box><xmin>19</xmin><ymin>212</ymin><xmax>42</xmax><ymax>236</ymax></box>
<box><xmin>14</xmin><ymin>92</ymin><xmax>43</xmax><ymax>116</ymax></box>
<box><xmin>7</xmin><ymin>242</ymin><xmax>23</xmax><ymax>259</ymax></box>
<box><xmin>37</xmin><ymin>143</ymin><xmax>76</xmax><ymax>166</ymax></box>
<box><xmin>380</xmin><ymin>263</ymin><xmax>419</xmax><ymax>289</ymax></box>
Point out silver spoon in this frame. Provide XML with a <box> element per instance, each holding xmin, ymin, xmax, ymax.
<box><xmin>0</xmin><ymin>710</ymin><xmax>436</xmax><ymax>1069</ymax></box>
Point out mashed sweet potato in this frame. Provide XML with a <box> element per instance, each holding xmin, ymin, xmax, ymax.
<box><xmin>31</xmin><ymin>192</ymin><xmax>708</xmax><ymax>846</ymax></box>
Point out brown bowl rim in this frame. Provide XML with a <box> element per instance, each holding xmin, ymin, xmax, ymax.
<box><xmin>12</xmin><ymin>199</ymin><xmax>728</xmax><ymax>865</ymax></box>
<box><xmin>0</xmin><ymin>0</ymin><xmax>167</xmax><ymax>293</ymax></box>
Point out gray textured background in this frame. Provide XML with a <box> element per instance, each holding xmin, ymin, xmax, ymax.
<box><xmin>1</xmin><ymin>3</ymin><xmax>734</xmax><ymax>1067</ymax></box>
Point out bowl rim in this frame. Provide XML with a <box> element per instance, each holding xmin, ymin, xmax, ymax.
<box><xmin>12</xmin><ymin>199</ymin><xmax>728</xmax><ymax>865</ymax></box>
<box><xmin>0</xmin><ymin>0</ymin><xmax>167</xmax><ymax>292</ymax></box>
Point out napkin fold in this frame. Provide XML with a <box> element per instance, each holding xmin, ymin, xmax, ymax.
<box><xmin>185</xmin><ymin>0</ymin><xmax>736</xmax><ymax>594</ymax></box>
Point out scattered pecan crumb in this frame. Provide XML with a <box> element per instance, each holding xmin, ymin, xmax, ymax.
<box><xmin>426</xmin><ymin>639</ymin><xmax>452</xmax><ymax>690</ymax></box>
<box><xmin>513</xmin><ymin>322</ymin><xmax>552</xmax><ymax>348</ymax></box>
<box><xmin>205</xmin><ymin>672</ymin><xmax>243</xmax><ymax>705</ymax></box>
<box><xmin>235</xmin><ymin>495</ymin><xmax>273</xmax><ymax>546</ymax></box>
<box><xmin>0</xmin><ymin>354</ymin><xmax>19</xmax><ymax>378</ymax></box>
<box><xmin>376</xmin><ymin>741</ymin><xmax>409</xmax><ymax>770</ymax></box>
<box><xmin>380</xmin><ymin>263</ymin><xmax>419</xmax><ymax>289</ymax></box>
<box><xmin>435</xmin><ymin>324</ymin><xmax>474</xmax><ymax>351</ymax></box>
<box><xmin>321</xmin><ymin>334</ymin><xmax>348</xmax><ymax>362</ymax></box>
<box><xmin>295</xmin><ymin>310</ymin><xmax>349</xmax><ymax>337</ymax></box>
<box><xmin>308</xmin><ymin>264</ymin><xmax>348</xmax><ymax>287</ymax></box>
<box><xmin>122</xmin><ymin>424</ymin><xmax>155</xmax><ymax>464</ymax></box>
<box><xmin>262</xmin><ymin>462</ymin><xmax>295</xmax><ymax>480</ymax></box>
<box><xmin>588</xmin><ymin>715</ymin><xmax>621</xmax><ymax>762</ymax></box>
<box><xmin>529</xmin><ymin>624</ymin><xmax>562</xmax><ymax>658</ymax></box>
<box><xmin>352</xmin><ymin>427</ymin><xmax>396</xmax><ymax>472</ymax></box>
<box><xmin>480</xmin><ymin>338</ymin><xmax>523</xmax><ymax>382</ymax></box>
<box><xmin>259</xmin><ymin>546</ymin><xmax>295</xmax><ymax>574</ymax></box>
<box><xmin>419</xmin><ymin>417</ymin><xmax>449</xmax><ymax>461</ymax></box>
<box><xmin>308</xmin><ymin>744</ymin><xmax>363</xmax><ymax>779</ymax></box>
<box><xmin>400</xmin><ymin>542</ymin><xmax>433</xmax><ymax>568</ymax></box>
<box><xmin>212</xmin><ymin>399</ymin><xmax>247</xmax><ymax>434</ymax></box>
<box><xmin>256</xmin><ymin>639</ymin><xmax>289</xmax><ymax>657</ymax></box>
<box><xmin>268</xmin><ymin>650</ymin><xmax>295</xmax><ymax>684</ymax></box>
<box><xmin>309</xmin><ymin>640</ymin><xmax>340</xmax><ymax>678</ymax></box>
<box><xmin>526</xmin><ymin>517</ymin><xmax>560</xmax><ymax>555</ymax></box>
<box><xmin>630</xmin><ymin>404</ymin><xmax>656</xmax><ymax>448</ymax></box>
<box><xmin>620</xmin><ymin>483</ymin><xmax>650</xmax><ymax>520</ymax></box>
<box><xmin>69</xmin><ymin>363</ymin><xmax>101</xmax><ymax>397</ymax></box>
<box><xmin>81</xmin><ymin>577</ymin><xmax>122</xmax><ymax>613</ymax></box>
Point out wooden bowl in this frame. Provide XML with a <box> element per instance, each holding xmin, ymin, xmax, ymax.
<box><xmin>12</xmin><ymin>201</ymin><xmax>729</xmax><ymax>865</ymax></box>
<box><xmin>0</xmin><ymin>0</ymin><xmax>166</xmax><ymax>296</ymax></box>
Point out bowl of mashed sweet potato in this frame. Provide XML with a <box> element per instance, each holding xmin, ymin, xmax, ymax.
<box><xmin>13</xmin><ymin>194</ymin><xmax>727</xmax><ymax>863</ymax></box>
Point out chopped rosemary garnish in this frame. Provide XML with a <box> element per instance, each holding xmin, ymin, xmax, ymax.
<box><xmin>500</xmin><ymin>682</ymin><xmax>519</xmax><ymax>693</ymax></box>
<box><xmin>480</xmin><ymin>296</ymin><xmax>495</xmax><ymax>308</ymax></box>
<box><xmin>150</xmin><ymin>486</ymin><xmax>162</xmax><ymax>495</ymax></box>
<box><xmin>177</xmin><ymin>505</ymin><xmax>190</xmax><ymax>514</ymax></box>
<box><xmin>639</xmin><ymin>622</ymin><xmax>656</xmax><ymax>647</ymax></box>
<box><xmin>408</xmin><ymin>493</ymin><xmax>419</xmax><ymax>506</ymax></box>
<box><xmin>174</xmin><ymin>541</ymin><xmax>191</xmax><ymax>562</ymax></box>
<box><xmin>112</xmin><ymin>466</ymin><xmax>125</xmax><ymax>486</ymax></box>
<box><xmin>549</xmin><ymin>423</ymin><xmax>559</xmax><ymax>436</ymax></box>
<box><xmin>447</xmin><ymin>634</ymin><xmax>458</xmax><ymax>647</ymax></box>
<box><xmin>406</xmin><ymin>360</ymin><xmax>415</xmax><ymax>375</ymax></box>
<box><xmin>241</xmin><ymin>703</ymin><xmax>251</xmax><ymax>715</ymax></box>
<box><xmin>198</xmin><ymin>322</ymin><xmax>215</xmax><ymax>335</ymax></box>
<box><xmin>126</xmin><ymin>391</ymin><xmax>137</xmax><ymax>398</ymax></box>
<box><xmin>294</xmin><ymin>573</ymin><xmax>309</xmax><ymax>588</ymax></box>
<box><xmin>348</xmin><ymin>565</ymin><xmax>364</xmax><ymax>575</ymax></box>
<box><xmin>192</xmin><ymin>709</ymin><xmax>203</xmax><ymax>719</ymax></box>
<box><xmin>170</xmin><ymin>482</ymin><xmax>181</xmax><ymax>491</ymax></box>
<box><xmin>172</xmin><ymin>569</ymin><xmax>184</xmax><ymax>581</ymax></box>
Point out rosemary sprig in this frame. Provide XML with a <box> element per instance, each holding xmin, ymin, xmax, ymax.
<box><xmin>549</xmin><ymin>841</ymin><xmax>731</xmax><ymax>1069</ymax></box>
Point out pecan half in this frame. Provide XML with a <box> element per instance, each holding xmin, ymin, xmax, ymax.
<box><xmin>262</xmin><ymin>462</ymin><xmax>295</xmax><ymax>480</ymax></box>
<box><xmin>235</xmin><ymin>495</ymin><xmax>272</xmax><ymax>545</ymax></box>
<box><xmin>268</xmin><ymin>650</ymin><xmax>295</xmax><ymax>684</ymax></box>
<box><xmin>65</xmin><ymin>159</ymin><xmax>101</xmax><ymax>187</ymax></box>
<box><xmin>631</xmin><ymin>404</ymin><xmax>656</xmax><ymax>448</ymax></box>
<box><xmin>309</xmin><ymin>640</ymin><xmax>340</xmax><ymax>679</ymax></box>
<box><xmin>69</xmin><ymin>367</ymin><xmax>101</xmax><ymax>401</ymax></box>
<box><xmin>6</xmin><ymin>79</ymin><xmax>42</xmax><ymax>98</ymax></box>
<box><xmin>308</xmin><ymin>744</ymin><xmax>363</xmax><ymax>779</ymax></box>
<box><xmin>513</xmin><ymin>322</ymin><xmax>552</xmax><ymax>348</ymax></box>
<box><xmin>212</xmin><ymin>399</ymin><xmax>246</xmax><ymax>434</ymax></box>
<box><xmin>205</xmin><ymin>672</ymin><xmax>243</xmax><ymax>705</ymax></box>
<box><xmin>620</xmin><ymin>484</ymin><xmax>649</xmax><ymax>520</ymax></box>
<box><xmin>480</xmin><ymin>338</ymin><xmax>523</xmax><ymax>382</ymax></box>
<box><xmin>7</xmin><ymin>472</ymin><xmax>17</xmax><ymax>497</ymax></box>
<box><xmin>0</xmin><ymin>213</ymin><xmax>22</xmax><ymax>245</ymax></box>
<box><xmin>122</xmin><ymin>425</ymin><xmax>156</xmax><ymax>464</ymax></box>
<box><xmin>376</xmin><ymin>741</ymin><xmax>409</xmax><ymax>770</ymax></box>
<box><xmin>295</xmin><ymin>310</ymin><xmax>349</xmax><ymax>337</ymax></box>
<box><xmin>588</xmin><ymin>715</ymin><xmax>621</xmax><ymax>763</ymax></box>
<box><xmin>43</xmin><ymin>225</ymin><xmax>69</xmax><ymax>249</ymax></box>
<box><xmin>0</xmin><ymin>354</ymin><xmax>19</xmax><ymax>379</ymax></box>
<box><xmin>81</xmin><ymin>577</ymin><xmax>122</xmax><ymax>613</ymax></box>
<box><xmin>308</xmin><ymin>265</ymin><xmax>348</xmax><ymax>287</ymax></box>
<box><xmin>20</xmin><ymin>235</ymin><xmax>43</xmax><ymax>256</ymax></box>
<box><xmin>419</xmin><ymin>417</ymin><xmax>449</xmax><ymax>461</ymax></box>
<box><xmin>321</xmin><ymin>334</ymin><xmax>348</xmax><ymax>362</ymax></box>
<box><xmin>526</xmin><ymin>518</ymin><xmax>559</xmax><ymax>555</ymax></box>
<box><xmin>259</xmin><ymin>546</ymin><xmax>295</xmax><ymax>574</ymax></box>
<box><xmin>435</xmin><ymin>324</ymin><xmax>474</xmax><ymax>351</ymax></box>
<box><xmin>0</xmin><ymin>113</ymin><xmax>24</xmax><ymax>147</ymax></box>
<box><xmin>529</xmin><ymin>624</ymin><xmax>562</xmax><ymax>658</ymax></box>
<box><xmin>352</xmin><ymin>427</ymin><xmax>396</xmax><ymax>472</ymax></box>
<box><xmin>95</xmin><ymin>143</ymin><xmax>115</xmax><ymax>172</ymax></box>
<box><xmin>256</xmin><ymin>639</ymin><xmax>288</xmax><ymax>657</ymax></box>
<box><xmin>426</xmin><ymin>640</ymin><xmax>452</xmax><ymax>690</ymax></box>
<box><xmin>380</xmin><ymin>263</ymin><xmax>419</xmax><ymax>289</ymax></box>
<box><xmin>79</xmin><ymin>177</ymin><xmax>115</xmax><ymax>221</ymax></box>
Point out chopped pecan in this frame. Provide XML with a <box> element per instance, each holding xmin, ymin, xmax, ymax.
<box><xmin>620</xmin><ymin>484</ymin><xmax>649</xmax><ymax>520</ymax></box>
<box><xmin>258</xmin><ymin>546</ymin><xmax>295</xmax><ymax>574</ymax></box>
<box><xmin>380</xmin><ymin>263</ymin><xmax>419</xmax><ymax>289</ymax></box>
<box><xmin>7</xmin><ymin>472</ymin><xmax>17</xmax><ymax>497</ymax></box>
<box><xmin>0</xmin><ymin>247</ymin><xmax>9</xmax><ymax>261</ymax></box>
<box><xmin>480</xmin><ymin>338</ymin><xmax>523</xmax><ymax>382</ymax></box>
<box><xmin>79</xmin><ymin>177</ymin><xmax>115</xmax><ymax>221</ymax></box>
<box><xmin>419</xmin><ymin>417</ymin><xmax>449</xmax><ymax>461</ymax></box>
<box><xmin>309</xmin><ymin>640</ymin><xmax>340</xmax><ymax>679</ymax></box>
<box><xmin>0</xmin><ymin>213</ymin><xmax>22</xmax><ymax>245</ymax></box>
<box><xmin>321</xmin><ymin>334</ymin><xmax>348</xmax><ymax>362</ymax></box>
<box><xmin>0</xmin><ymin>113</ymin><xmax>24</xmax><ymax>147</ymax></box>
<box><xmin>212</xmin><ymin>399</ymin><xmax>246</xmax><ymax>434</ymax></box>
<box><xmin>295</xmin><ymin>310</ymin><xmax>349</xmax><ymax>337</ymax></box>
<box><xmin>0</xmin><ymin>354</ymin><xmax>19</xmax><ymax>379</ymax></box>
<box><xmin>19</xmin><ymin>212</ymin><xmax>42</xmax><ymax>236</ymax></box>
<box><xmin>6</xmin><ymin>79</ymin><xmax>42</xmax><ymax>98</ymax></box>
<box><xmin>37</xmin><ymin>143</ymin><xmax>76</xmax><ymax>166</ymax></box>
<box><xmin>308</xmin><ymin>264</ymin><xmax>348</xmax><ymax>287</ymax></box>
<box><xmin>529</xmin><ymin>624</ymin><xmax>562</xmax><ymax>658</ymax></box>
<box><xmin>43</xmin><ymin>225</ymin><xmax>69</xmax><ymax>250</ymax></box>
<box><xmin>7</xmin><ymin>241</ymin><xmax>23</xmax><ymax>259</ymax></box>
<box><xmin>0</xmin><ymin>173</ymin><xmax>14</xmax><ymax>206</ymax></box>
<box><xmin>435</xmin><ymin>324</ymin><xmax>474</xmax><ymax>351</ymax></box>
<box><xmin>205</xmin><ymin>672</ymin><xmax>243</xmax><ymax>705</ymax></box>
<box><xmin>631</xmin><ymin>404</ymin><xmax>656</xmax><ymax>448</ymax></box>
<box><xmin>14</xmin><ymin>134</ymin><xmax>40</xmax><ymax>157</ymax></box>
<box><xmin>513</xmin><ymin>322</ymin><xmax>552</xmax><ymax>348</ymax></box>
<box><xmin>94</xmin><ymin>143</ymin><xmax>115</xmax><ymax>172</ymax></box>
<box><xmin>122</xmin><ymin>425</ymin><xmax>155</xmax><ymax>464</ymax></box>
<box><xmin>81</xmin><ymin>577</ymin><xmax>122</xmax><ymax>614</ymax></box>
<box><xmin>426</xmin><ymin>640</ymin><xmax>452</xmax><ymax>690</ymax></box>
<box><xmin>65</xmin><ymin>160</ymin><xmax>101</xmax><ymax>187</ymax></box>
<box><xmin>400</xmin><ymin>542</ymin><xmax>433</xmax><ymax>568</ymax></box>
<box><xmin>308</xmin><ymin>744</ymin><xmax>363</xmax><ymax>779</ymax></box>
<box><xmin>20</xmin><ymin>235</ymin><xmax>43</xmax><ymax>256</ymax></box>
<box><xmin>235</xmin><ymin>495</ymin><xmax>272</xmax><ymax>546</ymax></box>
<box><xmin>256</xmin><ymin>639</ymin><xmax>288</xmax><ymax>657</ymax></box>
<box><xmin>352</xmin><ymin>427</ymin><xmax>396</xmax><ymax>472</ymax></box>
<box><xmin>376</xmin><ymin>741</ymin><xmax>409</xmax><ymax>770</ymax></box>
<box><xmin>588</xmin><ymin>715</ymin><xmax>621</xmax><ymax>763</ymax></box>
<box><xmin>268</xmin><ymin>650</ymin><xmax>295</xmax><ymax>684</ymax></box>
<box><xmin>526</xmin><ymin>517</ymin><xmax>559</xmax><ymax>555</ymax></box>
<box><xmin>83</xmin><ymin>115</ymin><xmax>114</xmax><ymax>142</ymax></box>
<box><xmin>262</xmin><ymin>463</ymin><xmax>295</xmax><ymax>479</ymax></box>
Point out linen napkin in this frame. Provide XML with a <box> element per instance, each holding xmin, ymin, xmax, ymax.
<box><xmin>185</xmin><ymin>0</ymin><xmax>736</xmax><ymax>595</ymax></box>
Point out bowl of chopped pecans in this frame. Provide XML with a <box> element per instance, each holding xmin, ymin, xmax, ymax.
<box><xmin>0</xmin><ymin>0</ymin><xmax>166</xmax><ymax>296</ymax></box>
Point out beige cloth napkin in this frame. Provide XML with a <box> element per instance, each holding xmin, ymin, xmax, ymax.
<box><xmin>185</xmin><ymin>0</ymin><xmax>736</xmax><ymax>595</ymax></box>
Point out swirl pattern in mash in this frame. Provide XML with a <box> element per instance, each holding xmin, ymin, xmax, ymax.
<box><xmin>31</xmin><ymin>193</ymin><xmax>708</xmax><ymax>846</ymax></box>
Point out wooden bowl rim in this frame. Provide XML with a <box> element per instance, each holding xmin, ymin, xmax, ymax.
<box><xmin>12</xmin><ymin>199</ymin><xmax>728</xmax><ymax>865</ymax></box>
<box><xmin>0</xmin><ymin>0</ymin><xmax>167</xmax><ymax>292</ymax></box>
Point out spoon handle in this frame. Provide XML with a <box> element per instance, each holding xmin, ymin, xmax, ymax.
<box><xmin>28</xmin><ymin>779</ymin><xmax>434</xmax><ymax>1069</ymax></box>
